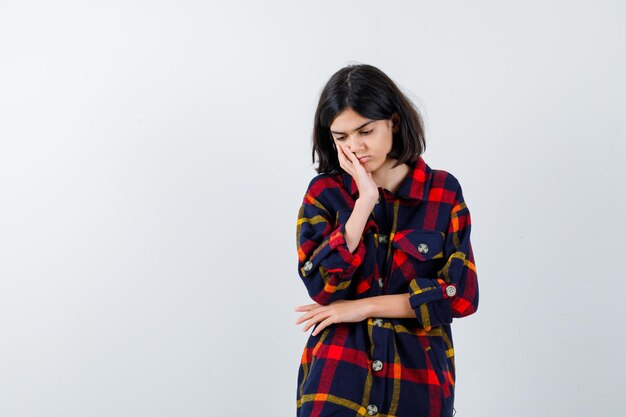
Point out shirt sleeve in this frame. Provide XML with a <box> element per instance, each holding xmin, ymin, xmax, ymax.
<box><xmin>296</xmin><ymin>182</ymin><xmax>373</xmax><ymax>305</ymax></box>
<box><xmin>407</xmin><ymin>179</ymin><xmax>479</xmax><ymax>331</ymax></box>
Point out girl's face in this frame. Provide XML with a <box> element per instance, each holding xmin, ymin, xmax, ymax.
<box><xmin>329</xmin><ymin>107</ymin><xmax>399</xmax><ymax>173</ymax></box>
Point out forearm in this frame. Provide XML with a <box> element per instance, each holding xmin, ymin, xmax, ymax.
<box><xmin>363</xmin><ymin>293</ymin><xmax>416</xmax><ymax>319</ymax></box>
<box><xmin>344</xmin><ymin>197</ymin><xmax>377</xmax><ymax>253</ymax></box>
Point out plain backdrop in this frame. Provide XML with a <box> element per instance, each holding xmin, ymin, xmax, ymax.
<box><xmin>0</xmin><ymin>1</ymin><xmax>624</xmax><ymax>416</ymax></box>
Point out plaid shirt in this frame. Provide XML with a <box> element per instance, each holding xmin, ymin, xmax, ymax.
<box><xmin>295</xmin><ymin>155</ymin><xmax>479</xmax><ymax>417</ymax></box>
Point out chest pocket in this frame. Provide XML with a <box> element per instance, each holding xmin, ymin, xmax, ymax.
<box><xmin>390</xmin><ymin>229</ymin><xmax>446</xmax><ymax>277</ymax></box>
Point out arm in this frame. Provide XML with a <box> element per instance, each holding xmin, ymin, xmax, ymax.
<box><xmin>407</xmin><ymin>178</ymin><xmax>479</xmax><ymax>330</ymax></box>
<box><xmin>343</xmin><ymin>198</ymin><xmax>378</xmax><ymax>253</ymax></box>
<box><xmin>361</xmin><ymin>294</ymin><xmax>415</xmax><ymax>319</ymax></box>
<box><xmin>296</xmin><ymin>178</ymin><xmax>377</xmax><ymax>306</ymax></box>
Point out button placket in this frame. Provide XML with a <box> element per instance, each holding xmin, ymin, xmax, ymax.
<box><xmin>366</xmin><ymin>200</ymin><xmax>392</xmax><ymax>417</ymax></box>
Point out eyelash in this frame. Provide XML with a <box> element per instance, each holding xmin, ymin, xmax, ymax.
<box><xmin>336</xmin><ymin>129</ymin><xmax>373</xmax><ymax>141</ymax></box>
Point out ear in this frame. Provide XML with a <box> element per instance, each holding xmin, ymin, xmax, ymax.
<box><xmin>391</xmin><ymin>112</ymin><xmax>400</xmax><ymax>133</ymax></box>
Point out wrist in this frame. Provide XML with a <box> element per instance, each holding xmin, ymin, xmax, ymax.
<box><xmin>360</xmin><ymin>297</ymin><xmax>376</xmax><ymax>318</ymax></box>
<box><xmin>356</xmin><ymin>194</ymin><xmax>378</xmax><ymax>208</ymax></box>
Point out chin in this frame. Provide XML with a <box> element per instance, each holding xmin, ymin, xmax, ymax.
<box><xmin>364</xmin><ymin>161</ymin><xmax>378</xmax><ymax>173</ymax></box>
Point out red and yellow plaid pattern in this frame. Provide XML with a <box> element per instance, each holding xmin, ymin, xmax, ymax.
<box><xmin>296</xmin><ymin>155</ymin><xmax>479</xmax><ymax>417</ymax></box>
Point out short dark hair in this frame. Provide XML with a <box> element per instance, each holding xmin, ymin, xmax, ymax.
<box><xmin>311</xmin><ymin>63</ymin><xmax>426</xmax><ymax>174</ymax></box>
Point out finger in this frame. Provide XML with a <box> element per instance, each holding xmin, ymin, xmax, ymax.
<box><xmin>337</xmin><ymin>145</ymin><xmax>354</xmax><ymax>173</ymax></box>
<box><xmin>338</xmin><ymin>143</ymin><xmax>355</xmax><ymax>161</ymax></box>
<box><xmin>294</xmin><ymin>304</ymin><xmax>317</xmax><ymax>311</ymax></box>
<box><xmin>340</xmin><ymin>146</ymin><xmax>366</xmax><ymax>171</ymax></box>
<box><xmin>302</xmin><ymin>313</ymin><xmax>319</xmax><ymax>332</ymax></box>
<box><xmin>339</xmin><ymin>144</ymin><xmax>356</xmax><ymax>162</ymax></box>
<box><xmin>295</xmin><ymin>315</ymin><xmax>307</xmax><ymax>325</ymax></box>
<box><xmin>344</xmin><ymin>143</ymin><xmax>359</xmax><ymax>163</ymax></box>
<box><xmin>294</xmin><ymin>312</ymin><xmax>307</xmax><ymax>324</ymax></box>
<box><xmin>346</xmin><ymin>149</ymin><xmax>358</xmax><ymax>162</ymax></box>
<box><xmin>295</xmin><ymin>309</ymin><xmax>316</xmax><ymax>325</ymax></box>
<box><xmin>312</xmin><ymin>316</ymin><xmax>335</xmax><ymax>336</ymax></box>
<box><xmin>303</xmin><ymin>310</ymin><xmax>329</xmax><ymax>332</ymax></box>
<box><xmin>337</xmin><ymin>143</ymin><xmax>350</xmax><ymax>163</ymax></box>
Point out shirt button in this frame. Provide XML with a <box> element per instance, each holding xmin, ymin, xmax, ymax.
<box><xmin>378</xmin><ymin>234</ymin><xmax>388</xmax><ymax>244</ymax></box>
<box><xmin>373</xmin><ymin>318</ymin><xmax>384</xmax><ymax>327</ymax></box>
<box><xmin>366</xmin><ymin>404</ymin><xmax>379</xmax><ymax>415</ymax></box>
<box><xmin>303</xmin><ymin>261</ymin><xmax>313</xmax><ymax>272</ymax></box>
<box><xmin>446</xmin><ymin>285</ymin><xmax>457</xmax><ymax>297</ymax></box>
<box><xmin>377</xmin><ymin>277</ymin><xmax>384</xmax><ymax>288</ymax></box>
<box><xmin>372</xmin><ymin>360</ymin><xmax>383</xmax><ymax>372</ymax></box>
<box><xmin>417</xmin><ymin>243</ymin><xmax>429</xmax><ymax>254</ymax></box>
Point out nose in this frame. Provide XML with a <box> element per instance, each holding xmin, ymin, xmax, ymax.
<box><xmin>347</xmin><ymin>135</ymin><xmax>365</xmax><ymax>153</ymax></box>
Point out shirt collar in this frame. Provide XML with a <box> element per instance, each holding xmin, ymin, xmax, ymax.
<box><xmin>343</xmin><ymin>155</ymin><xmax>432</xmax><ymax>201</ymax></box>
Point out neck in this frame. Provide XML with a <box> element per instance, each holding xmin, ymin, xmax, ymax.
<box><xmin>371</xmin><ymin>159</ymin><xmax>410</xmax><ymax>194</ymax></box>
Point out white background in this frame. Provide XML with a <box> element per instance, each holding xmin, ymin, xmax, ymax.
<box><xmin>1</xmin><ymin>1</ymin><xmax>624</xmax><ymax>416</ymax></box>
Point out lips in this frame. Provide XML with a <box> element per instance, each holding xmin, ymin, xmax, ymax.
<box><xmin>358</xmin><ymin>156</ymin><xmax>370</xmax><ymax>163</ymax></box>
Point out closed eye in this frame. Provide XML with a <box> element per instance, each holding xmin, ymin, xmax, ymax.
<box><xmin>335</xmin><ymin>129</ymin><xmax>373</xmax><ymax>141</ymax></box>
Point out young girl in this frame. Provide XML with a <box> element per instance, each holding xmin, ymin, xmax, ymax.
<box><xmin>294</xmin><ymin>64</ymin><xmax>479</xmax><ymax>417</ymax></box>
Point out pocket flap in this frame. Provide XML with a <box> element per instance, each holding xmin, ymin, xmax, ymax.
<box><xmin>391</xmin><ymin>229</ymin><xmax>445</xmax><ymax>261</ymax></box>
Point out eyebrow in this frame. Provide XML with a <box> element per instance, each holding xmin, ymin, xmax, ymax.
<box><xmin>330</xmin><ymin>120</ymin><xmax>376</xmax><ymax>135</ymax></box>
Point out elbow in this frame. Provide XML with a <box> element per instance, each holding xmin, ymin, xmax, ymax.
<box><xmin>300</xmin><ymin>267</ymin><xmax>352</xmax><ymax>306</ymax></box>
<box><xmin>309</xmin><ymin>289</ymin><xmax>330</xmax><ymax>305</ymax></box>
<box><xmin>451</xmin><ymin>293</ymin><xmax>479</xmax><ymax>318</ymax></box>
<box><xmin>309</xmin><ymin>287</ymin><xmax>344</xmax><ymax>306</ymax></box>
<box><xmin>452</xmin><ymin>305</ymin><xmax>477</xmax><ymax>319</ymax></box>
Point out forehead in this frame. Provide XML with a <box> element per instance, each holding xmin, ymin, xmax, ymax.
<box><xmin>329</xmin><ymin>109</ymin><xmax>376</xmax><ymax>133</ymax></box>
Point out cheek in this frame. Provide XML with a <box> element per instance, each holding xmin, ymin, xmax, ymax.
<box><xmin>372</xmin><ymin>135</ymin><xmax>392</xmax><ymax>153</ymax></box>
<box><xmin>382</xmin><ymin>135</ymin><xmax>393</xmax><ymax>152</ymax></box>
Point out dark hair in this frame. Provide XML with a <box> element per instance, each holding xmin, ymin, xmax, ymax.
<box><xmin>311</xmin><ymin>63</ymin><xmax>426</xmax><ymax>174</ymax></box>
